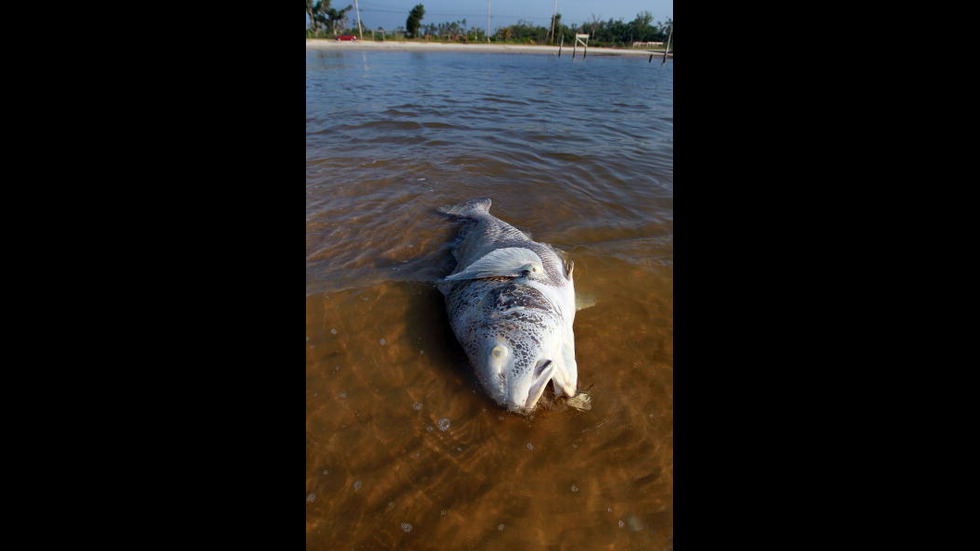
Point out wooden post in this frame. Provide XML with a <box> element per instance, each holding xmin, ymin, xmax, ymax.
<box><xmin>661</xmin><ymin>26</ymin><xmax>673</xmax><ymax>65</ymax></box>
<box><xmin>558</xmin><ymin>33</ymin><xmax>563</xmax><ymax>57</ymax></box>
<box><xmin>573</xmin><ymin>33</ymin><xmax>588</xmax><ymax>59</ymax></box>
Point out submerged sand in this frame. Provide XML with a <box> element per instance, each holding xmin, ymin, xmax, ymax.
<box><xmin>306</xmin><ymin>38</ymin><xmax>671</xmax><ymax>58</ymax></box>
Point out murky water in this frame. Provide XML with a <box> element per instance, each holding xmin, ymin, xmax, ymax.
<box><xmin>306</xmin><ymin>49</ymin><xmax>672</xmax><ymax>550</ymax></box>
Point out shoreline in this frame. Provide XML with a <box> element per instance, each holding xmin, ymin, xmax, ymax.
<box><xmin>305</xmin><ymin>38</ymin><xmax>671</xmax><ymax>58</ymax></box>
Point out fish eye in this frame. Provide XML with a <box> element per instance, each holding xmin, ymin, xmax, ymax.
<box><xmin>519</xmin><ymin>264</ymin><xmax>541</xmax><ymax>278</ymax></box>
<box><xmin>491</xmin><ymin>345</ymin><xmax>507</xmax><ymax>359</ymax></box>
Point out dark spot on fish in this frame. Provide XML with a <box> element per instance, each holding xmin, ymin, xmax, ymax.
<box><xmin>491</xmin><ymin>283</ymin><xmax>548</xmax><ymax>312</ymax></box>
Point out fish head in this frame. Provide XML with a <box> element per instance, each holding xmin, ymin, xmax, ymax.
<box><xmin>466</xmin><ymin>282</ymin><xmax>570</xmax><ymax>413</ymax></box>
<box><xmin>475</xmin><ymin>338</ymin><xmax>558</xmax><ymax>413</ymax></box>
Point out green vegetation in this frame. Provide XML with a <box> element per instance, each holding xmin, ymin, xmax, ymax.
<box><xmin>305</xmin><ymin>0</ymin><xmax>352</xmax><ymax>38</ymax></box>
<box><xmin>305</xmin><ymin>3</ymin><xmax>672</xmax><ymax>50</ymax></box>
<box><xmin>494</xmin><ymin>12</ymin><xmax>672</xmax><ymax>49</ymax></box>
<box><xmin>406</xmin><ymin>4</ymin><xmax>426</xmax><ymax>39</ymax></box>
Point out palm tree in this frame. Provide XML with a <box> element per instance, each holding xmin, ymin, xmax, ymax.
<box><xmin>306</xmin><ymin>1</ymin><xmax>352</xmax><ymax>37</ymax></box>
<box><xmin>306</xmin><ymin>0</ymin><xmax>320</xmax><ymax>34</ymax></box>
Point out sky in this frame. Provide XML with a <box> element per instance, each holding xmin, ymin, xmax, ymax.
<box><xmin>318</xmin><ymin>0</ymin><xmax>673</xmax><ymax>33</ymax></box>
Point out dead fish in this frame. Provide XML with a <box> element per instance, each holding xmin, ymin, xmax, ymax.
<box><xmin>437</xmin><ymin>197</ymin><xmax>587</xmax><ymax>414</ymax></box>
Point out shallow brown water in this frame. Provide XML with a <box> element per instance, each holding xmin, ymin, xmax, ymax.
<box><xmin>306</xmin><ymin>50</ymin><xmax>672</xmax><ymax>550</ymax></box>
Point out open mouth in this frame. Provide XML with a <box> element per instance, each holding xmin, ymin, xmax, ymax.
<box><xmin>524</xmin><ymin>359</ymin><xmax>556</xmax><ymax>409</ymax></box>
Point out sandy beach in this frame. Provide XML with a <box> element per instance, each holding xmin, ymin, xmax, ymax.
<box><xmin>306</xmin><ymin>38</ymin><xmax>670</xmax><ymax>58</ymax></box>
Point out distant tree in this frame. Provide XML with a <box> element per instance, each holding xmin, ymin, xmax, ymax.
<box><xmin>548</xmin><ymin>13</ymin><xmax>562</xmax><ymax>44</ymax></box>
<box><xmin>632</xmin><ymin>11</ymin><xmax>653</xmax><ymax>28</ymax></box>
<box><xmin>306</xmin><ymin>0</ymin><xmax>320</xmax><ymax>34</ymax></box>
<box><xmin>628</xmin><ymin>11</ymin><xmax>658</xmax><ymax>42</ymax></box>
<box><xmin>406</xmin><ymin>4</ymin><xmax>426</xmax><ymax>38</ymax></box>
<box><xmin>306</xmin><ymin>0</ymin><xmax>351</xmax><ymax>37</ymax></box>
<box><xmin>322</xmin><ymin>2</ymin><xmax>352</xmax><ymax>35</ymax></box>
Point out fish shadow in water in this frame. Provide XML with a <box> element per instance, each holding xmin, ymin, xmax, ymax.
<box><xmin>401</xmin><ymin>280</ymin><xmax>482</xmax><ymax>395</ymax></box>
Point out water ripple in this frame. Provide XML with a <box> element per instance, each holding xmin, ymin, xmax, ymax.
<box><xmin>306</xmin><ymin>50</ymin><xmax>672</xmax><ymax>295</ymax></box>
<box><xmin>307</xmin><ymin>49</ymin><xmax>672</xmax><ymax>551</ymax></box>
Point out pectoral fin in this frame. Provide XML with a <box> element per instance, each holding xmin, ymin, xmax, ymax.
<box><xmin>444</xmin><ymin>247</ymin><xmax>544</xmax><ymax>281</ymax></box>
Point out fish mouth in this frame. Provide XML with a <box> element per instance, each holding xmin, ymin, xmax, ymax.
<box><xmin>523</xmin><ymin>359</ymin><xmax>556</xmax><ymax>410</ymax></box>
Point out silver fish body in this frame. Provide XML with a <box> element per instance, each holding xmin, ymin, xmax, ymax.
<box><xmin>438</xmin><ymin>198</ymin><xmax>578</xmax><ymax>413</ymax></box>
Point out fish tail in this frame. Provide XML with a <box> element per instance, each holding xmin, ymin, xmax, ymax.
<box><xmin>438</xmin><ymin>197</ymin><xmax>492</xmax><ymax>218</ymax></box>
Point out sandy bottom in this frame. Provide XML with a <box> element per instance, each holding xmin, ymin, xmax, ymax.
<box><xmin>306</xmin><ymin>38</ymin><xmax>671</xmax><ymax>58</ymax></box>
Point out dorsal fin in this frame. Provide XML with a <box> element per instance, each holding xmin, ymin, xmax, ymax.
<box><xmin>438</xmin><ymin>197</ymin><xmax>492</xmax><ymax>219</ymax></box>
<box><xmin>444</xmin><ymin>247</ymin><xmax>544</xmax><ymax>281</ymax></box>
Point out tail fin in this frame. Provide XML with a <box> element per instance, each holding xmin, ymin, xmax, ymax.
<box><xmin>438</xmin><ymin>197</ymin><xmax>492</xmax><ymax>218</ymax></box>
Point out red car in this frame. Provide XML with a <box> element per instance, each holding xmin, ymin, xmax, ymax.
<box><xmin>337</xmin><ymin>35</ymin><xmax>358</xmax><ymax>41</ymax></box>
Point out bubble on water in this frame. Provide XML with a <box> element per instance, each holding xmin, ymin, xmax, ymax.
<box><xmin>413</xmin><ymin>402</ymin><xmax>423</xmax><ymax>411</ymax></box>
<box><xmin>338</xmin><ymin>392</ymin><xmax>347</xmax><ymax>399</ymax></box>
<box><xmin>322</xmin><ymin>469</ymin><xmax>329</xmax><ymax>475</ymax></box>
<box><xmin>379</xmin><ymin>338</ymin><xmax>386</xmax><ymax>346</ymax></box>
<box><xmin>401</xmin><ymin>522</ymin><xmax>413</xmax><ymax>532</ymax></box>
<box><xmin>330</xmin><ymin>328</ymin><xmax>337</xmax><ymax>335</ymax></box>
<box><xmin>306</xmin><ymin>493</ymin><xmax>316</xmax><ymax>503</ymax></box>
<box><xmin>618</xmin><ymin>520</ymin><xmax>625</xmax><ymax>528</ymax></box>
<box><xmin>497</xmin><ymin>523</ymin><xmax>505</xmax><ymax>531</ymax></box>
<box><xmin>571</xmin><ymin>484</ymin><xmax>579</xmax><ymax>493</ymax></box>
<box><xmin>440</xmin><ymin>510</ymin><xmax>448</xmax><ymax>516</ymax></box>
<box><xmin>353</xmin><ymin>480</ymin><xmax>362</xmax><ymax>491</ymax></box>
<box><xmin>437</xmin><ymin>418</ymin><xmax>451</xmax><ymax>431</ymax></box>
<box><xmin>425</xmin><ymin>425</ymin><xmax>434</xmax><ymax>432</ymax></box>
<box><xmin>607</xmin><ymin>507</ymin><xmax>613</xmax><ymax>513</ymax></box>
<box><xmin>526</xmin><ymin>443</ymin><xmax>534</xmax><ymax>450</ymax></box>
